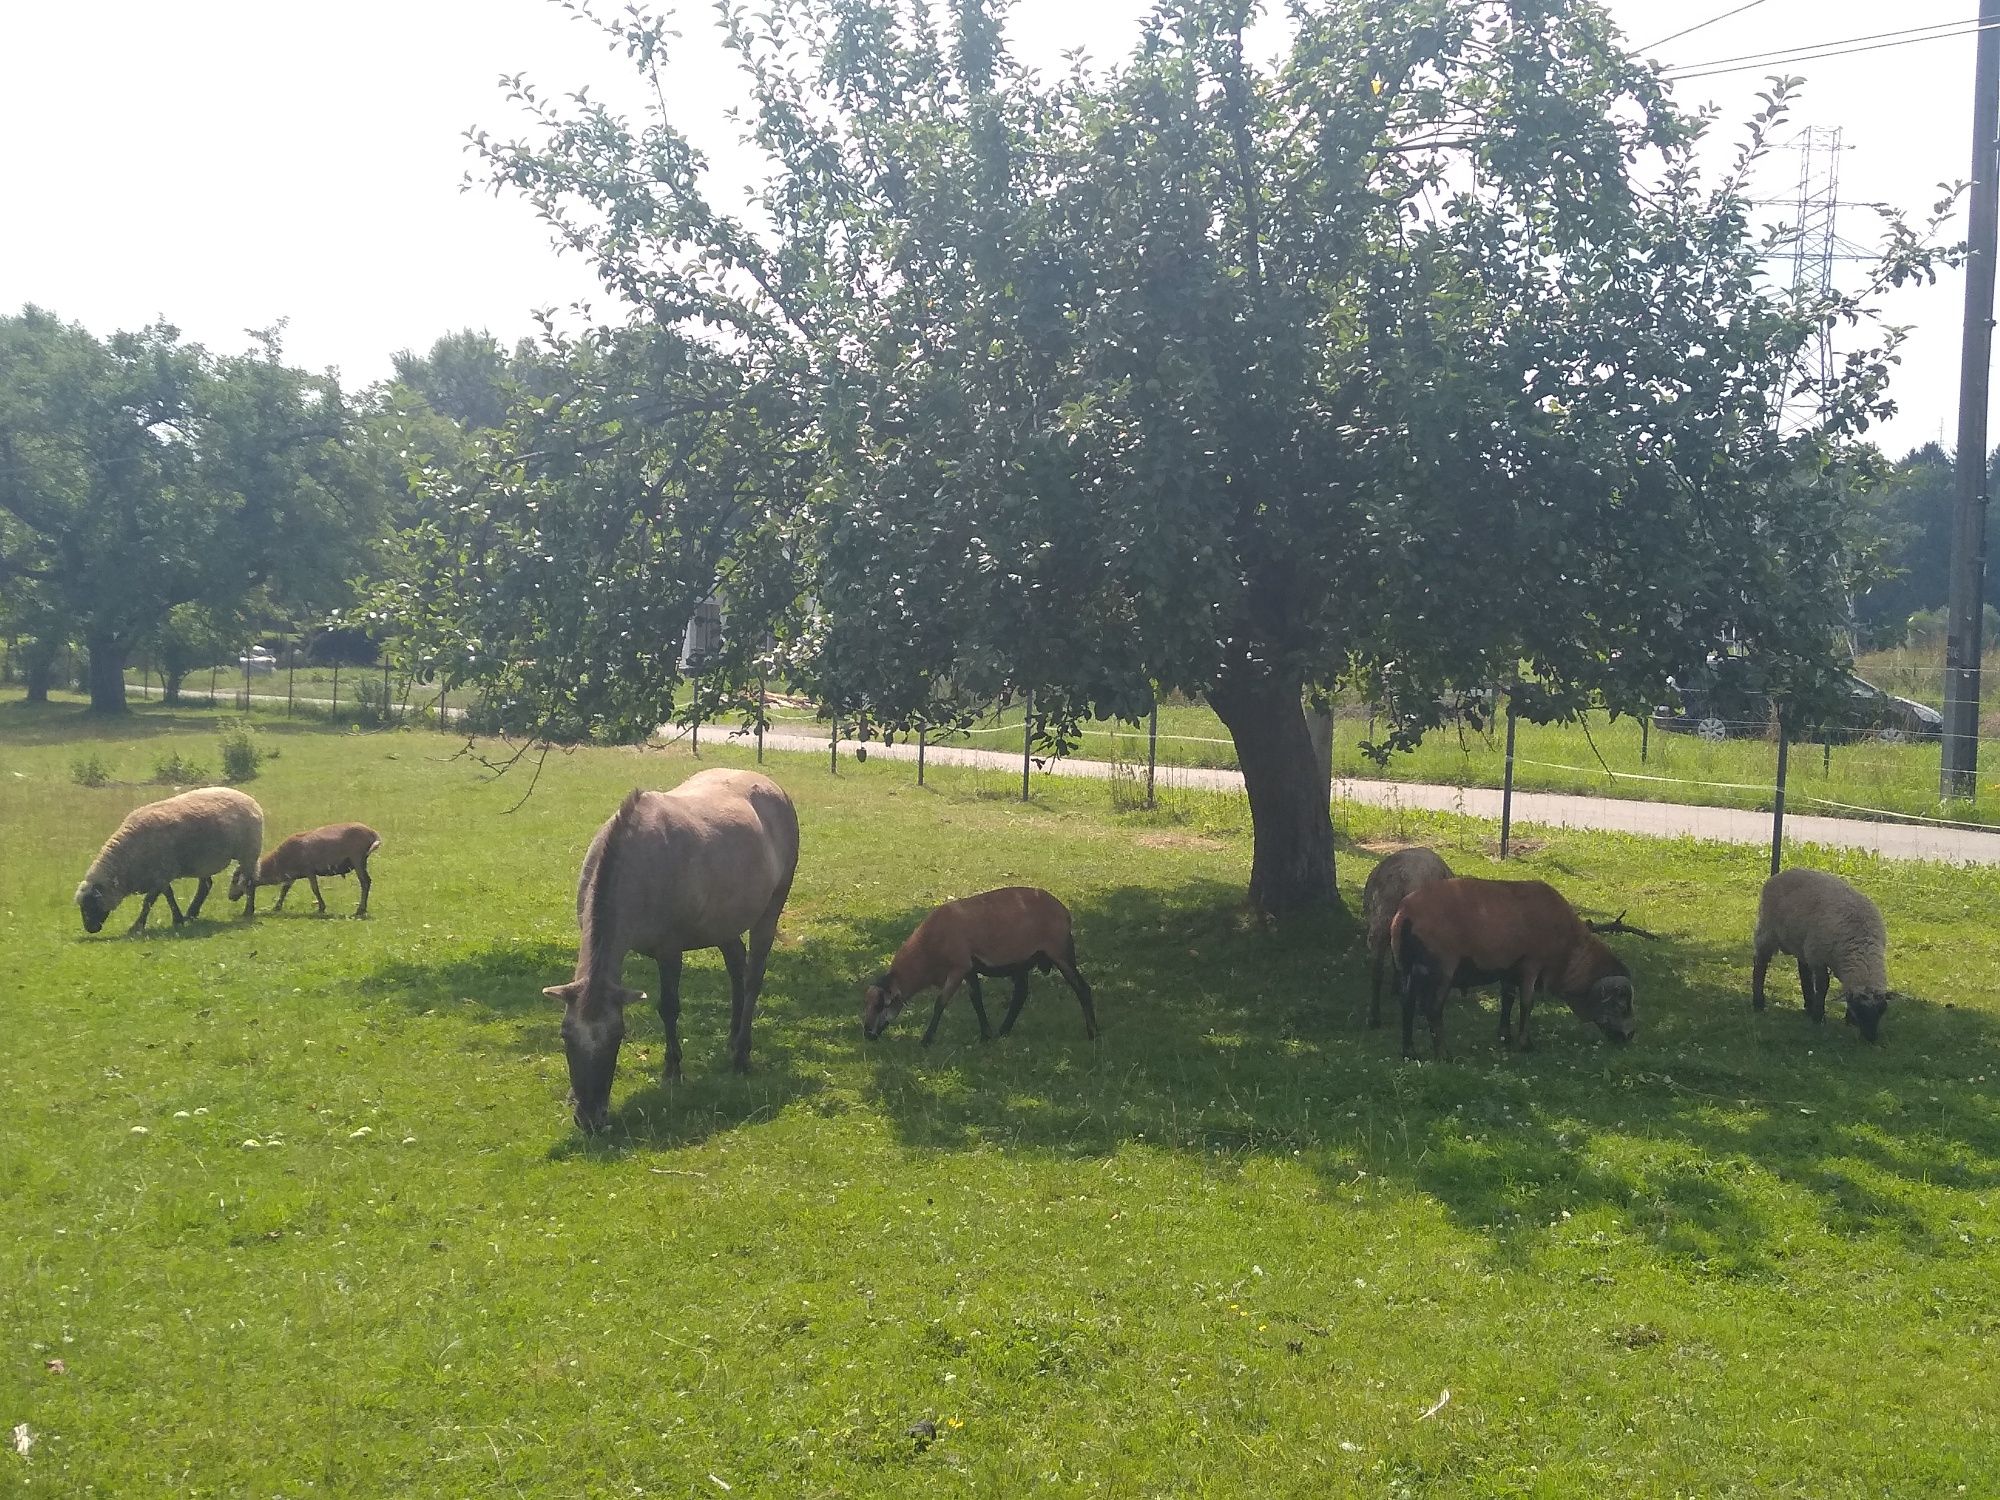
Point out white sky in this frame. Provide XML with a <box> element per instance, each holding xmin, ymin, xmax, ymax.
<box><xmin>0</xmin><ymin>1</ymin><xmax>1984</xmax><ymax>456</ymax></box>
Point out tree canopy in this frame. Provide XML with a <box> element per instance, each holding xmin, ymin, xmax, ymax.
<box><xmin>0</xmin><ymin>307</ymin><xmax>383</xmax><ymax>712</ymax></box>
<box><xmin>402</xmin><ymin>0</ymin><xmax>1953</xmax><ymax>913</ymax></box>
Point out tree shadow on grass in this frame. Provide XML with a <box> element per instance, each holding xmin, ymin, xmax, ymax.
<box><xmin>346</xmin><ymin>868</ymin><xmax>2000</xmax><ymax>1267</ymax></box>
<box><xmin>823</xmin><ymin>876</ymin><xmax>2000</xmax><ymax>1275</ymax></box>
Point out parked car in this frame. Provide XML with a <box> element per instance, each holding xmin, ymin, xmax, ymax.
<box><xmin>239</xmin><ymin>648</ymin><xmax>278</xmax><ymax>676</ymax></box>
<box><xmin>1652</xmin><ymin>660</ymin><xmax>1941</xmax><ymax>744</ymax></box>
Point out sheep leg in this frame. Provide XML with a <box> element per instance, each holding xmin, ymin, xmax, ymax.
<box><xmin>240</xmin><ymin>866</ymin><xmax>256</xmax><ymax>919</ymax></box>
<box><xmin>996</xmin><ymin>972</ymin><xmax>1031</xmax><ymax>1037</ymax></box>
<box><xmin>1425</xmin><ymin>988</ymin><xmax>1449</xmax><ymax>1060</ymax></box>
<box><xmin>1497</xmin><ymin>983</ymin><xmax>1517</xmax><ymax>1044</ymax></box>
<box><xmin>1795</xmin><ymin>958</ymin><xmax>1823</xmax><ymax>1022</ymax></box>
<box><xmin>719</xmin><ymin>935</ymin><xmax>752</xmax><ymax>1073</ymax></box>
<box><xmin>1514</xmin><ymin>975</ymin><xmax>1538</xmax><ymax>1052</ymax></box>
<box><xmin>185</xmin><ymin>875</ymin><xmax>213</xmax><ymax>922</ymax></box>
<box><xmin>922</xmin><ymin>972</ymin><xmax>967</xmax><ymax>1047</ymax></box>
<box><xmin>163</xmin><ymin>885</ymin><xmax>186</xmax><ymax>926</ymax></box>
<box><xmin>1811</xmin><ymin>965</ymin><xmax>1832</xmax><ymax>1024</ymax></box>
<box><xmin>131</xmin><ymin>889</ymin><xmax>164</xmax><ymax>934</ymax></box>
<box><xmin>1751</xmin><ymin>946</ymin><xmax>1773</xmax><ymax>1011</ymax></box>
<box><xmin>273</xmin><ymin>880</ymin><xmax>294</xmax><ymax>913</ymax></box>
<box><xmin>655</xmin><ymin>952</ymin><xmax>684</xmax><ymax>1081</ymax></box>
<box><xmin>1368</xmin><ymin>947</ymin><xmax>1385</xmax><ymax>1029</ymax></box>
<box><xmin>1056</xmin><ymin>947</ymin><xmax>1098</xmax><ymax>1040</ymax></box>
<box><xmin>1401</xmin><ymin>967</ymin><xmax>1421</xmax><ymax>1060</ymax></box>
<box><xmin>354</xmin><ymin>859</ymin><xmax>371</xmax><ymax>917</ymax></box>
<box><xmin>308</xmin><ymin>874</ymin><xmax>327</xmax><ymax>914</ymax></box>
<box><xmin>963</xmin><ymin>975</ymin><xmax>995</xmax><ymax>1040</ymax></box>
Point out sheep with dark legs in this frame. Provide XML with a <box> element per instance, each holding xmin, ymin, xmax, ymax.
<box><xmin>1390</xmin><ymin>877</ymin><xmax>1638</xmax><ymax>1059</ymax></box>
<box><xmin>1752</xmin><ymin>867</ymin><xmax>1893</xmax><ymax>1041</ymax></box>
<box><xmin>75</xmin><ymin>787</ymin><xmax>263</xmax><ymax>934</ymax></box>
<box><xmin>231</xmin><ymin>823</ymin><xmax>381</xmax><ymax>917</ymax></box>
<box><xmin>863</xmin><ymin>887</ymin><xmax>1097</xmax><ymax>1045</ymax></box>
<box><xmin>1362</xmin><ymin>847</ymin><xmax>1454</xmax><ymax>1027</ymax></box>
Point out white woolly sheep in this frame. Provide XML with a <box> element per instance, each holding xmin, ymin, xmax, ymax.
<box><xmin>1752</xmin><ymin>867</ymin><xmax>1892</xmax><ymax>1041</ymax></box>
<box><xmin>231</xmin><ymin>822</ymin><xmax>381</xmax><ymax>917</ymax></box>
<box><xmin>75</xmin><ymin>787</ymin><xmax>264</xmax><ymax>934</ymax></box>
<box><xmin>1362</xmin><ymin>846</ymin><xmax>1453</xmax><ymax>1027</ymax></box>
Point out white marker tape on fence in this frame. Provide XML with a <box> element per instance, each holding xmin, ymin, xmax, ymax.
<box><xmin>1509</xmin><ymin>757</ymin><xmax>1779</xmax><ymax>795</ymax></box>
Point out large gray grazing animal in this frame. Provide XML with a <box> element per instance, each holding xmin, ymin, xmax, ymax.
<box><xmin>545</xmin><ymin>770</ymin><xmax>800</xmax><ymax>1134</ymax></box>
<box><xmin>75</xmin><ymin>787</ymin><xmax>263</xmax><ymax>933</ymax></box>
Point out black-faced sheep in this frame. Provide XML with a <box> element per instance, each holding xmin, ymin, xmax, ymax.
<box><xmin>231</xmin><ymin>823</ymin><xmax>381</xmax><ymax>917</ymax></box>
<box><xmin>1362</xmin><ymin>846</ymin><xmax>1453</xmax><ymax>1027</ymax></box>
<box><xmin>863</xmin><ymin>887</ymin><xmax>1097</xmax><ymax>1045</ymax></box>
<box><xmin>1391</xmin><ymin>877</ymin><xmax>1637</xmax><ymax>1059</ymax></box>
<box><xmin>1752</xmin><ymin>867</ymin><xmax>1892</xmax><ymax>1041</ymax></box>
<box><xmin>75</xmin><ymin>786</ymin><xmax>263</xmax><ymax>934</ymax></box>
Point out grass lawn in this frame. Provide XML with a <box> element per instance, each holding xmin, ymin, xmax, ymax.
<box><xmin>3</xmin><ymin>698</ymin><xmax>1997</xmax><ymax>1496</ymax></box>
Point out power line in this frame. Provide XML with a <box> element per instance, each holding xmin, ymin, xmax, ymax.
<box><xmin>1666</xmin><ymin>19</ymin><xmax>1997</xmax><ymax>81</ymax></box>
<box><xmin>1642</xmin><ymin>0</ymin><xmax>1777</xmax><ymax>54</ymax></box>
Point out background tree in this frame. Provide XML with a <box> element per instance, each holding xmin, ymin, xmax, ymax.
<box><xmin>390</xmin><ymin>328</ymin><xmax>514</xmax><ymax>432</ymax></box>
<box><xmin>452</xmin><ymin>0</ymin><xmax>1949</xmax><ymax>914</ymax></box>
<box><xmin>0</xmin><ymin>307</ymin><xmax>382</xmax><ymax>712</ymax></box>
<box><xmin>379</xmin><ymin>319</ymin><xmax>805</xmax><ymax>741</ymax></box>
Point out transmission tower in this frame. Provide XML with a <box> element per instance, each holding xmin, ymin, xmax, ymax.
<box><xmin>1771</xmin><ymin>126</ymin><xmax>1848</xmax><ymax>426</ymax></box>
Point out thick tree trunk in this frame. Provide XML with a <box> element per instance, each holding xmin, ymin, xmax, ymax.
<box><xmin>162</xmin><ymin>671</ymin><xmax>186</xmax><ymax>706</ymax></box>
<box><xmin>1209</xmin><ymin>669</ymin><xmax>1338</xmax><ymax>917</ymax></box>
<box><xmin>23</xmin><ymin>651</ymin><xmax>54</xmax><ymax>704</ymax></box>
<box><xmin>86</xmin><ymin>634</ymin><xmax>128</xmax><ymax>714</ymax></box>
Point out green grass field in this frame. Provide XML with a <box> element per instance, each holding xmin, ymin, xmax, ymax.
<box><xmin>3</xmin><ymin>697</ymin><xmax>1998</xmax><ymax>1495</ymax></box>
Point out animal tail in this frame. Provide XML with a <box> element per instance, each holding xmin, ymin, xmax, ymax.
<box><xmin>1394</xmin><ymin>918</ymin><xmax>1443</xmax><ymax>1001</ymax></box>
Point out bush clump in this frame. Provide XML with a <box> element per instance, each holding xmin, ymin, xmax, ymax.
<box><xmin>217</xmin><ymin>719</ymin><xmax>264</xmax><ymax>782</ymax></box>
<box><xmin>152</xmin><ymin>750</ymin><xmax>209</xmax><ymax>785</ymax></box>
<box><xmin>70</xmin><ymin>755</ymin><xmax>111</xmax><ymax>788</ymax></box>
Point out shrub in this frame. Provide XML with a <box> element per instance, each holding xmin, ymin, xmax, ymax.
<box><xmin>70</xmin><ymin>755</ymin><xmax>110</xmax><ymax>788</ymax></box>
<box><xmin>217</xmin><ymin>719</ymin><xmax>264</xmax><ymax>782</ymax></box>
<box><xmin>352</xmin><ymin>677</ymin><xmax>398</xmax><ymax>728</ymax></box>
<box><xmin>152</xmin><ymin>750</ymin><xmax>209</xmax><ymax>785</ymax></box>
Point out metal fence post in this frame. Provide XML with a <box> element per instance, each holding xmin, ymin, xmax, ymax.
<box><xmin>830</xmin><ymin>713</ymin><xmax>839</xmax><ymax>775</ymax></box>
<box><xmin>757</xmin><ymin>673</ymin><xmax>767</xmax><ymax>764</ymax></box>
<box><xmin>1021</xmin><ymin>689</ymin><xmax>1033</xmax><ymax>803</ymax></box>
<box><xmin>287</xmin><ymin>658</ymin><xmax>295</xmax><ymax>717</ymax></box>
<box><xmin>1147</xmin><ymin>701</ymin><xmax>1159</xmax><ymax>809</ymax></box>
<box><xmin>1770</xmin><ymin>721</ymin><xmax>1790</xmax><ymax>877</ymax></box>
<box><xmin>383</xmin><ymin>661</ymin><xmax>392</xmax><ymax>724</ymax></box>
<box><xmin>1499</xmin><ymin>696</ymin><xmax>1519</xmax><ymax>859</ymax></box>
<box><xmin>1640</xmin><ymin>716</ymin><xmax>1649</xmax><ymax>764</ymax></box>
<box><xmin>331</xmin><ymin>663</ymin><xmax>339</xmax><ymax>719</ymax></box>
<box><xmin>918</xmin><ymin>722</ymin><xmax>927</xmax><ymax>786</ymax></box>
<box><xmin>209</xmin><ymin>664</ymin><xmax>219</xmax><ymax>705</ymax></box>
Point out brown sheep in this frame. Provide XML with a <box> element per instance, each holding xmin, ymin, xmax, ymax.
<box><xmin>1390</xmin><ymin>877</ymin><xmax>1637</xmax><ymax>1059</ymax></box>
<box><xmin>1361</xmin><ymin>846</ymin><xmax>1454</xmax><ymax>1026</ymax></box>
<box><xmin>862</xmin><ymin>887</ymin><xmax>1096</xmax><ymax>1045</ymax></box>
<box><xmin>231</xmin><ymin>823</ymin><xmax>381</xmax><ymax>916</ymax></box>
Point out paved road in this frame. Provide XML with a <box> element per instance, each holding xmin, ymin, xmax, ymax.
<box><xmin>745</xmin><ymin>730</ymin><xmax>2000</xmax><ymax>867</ymax></box>
<box><xmin>162</xmin><ymin>695</ymin><xmax>2000</xmax><ymax>866</ymax></box>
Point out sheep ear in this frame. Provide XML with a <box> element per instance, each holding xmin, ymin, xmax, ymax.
<box><xmin>617</xmin><ymin>986</ymin><xmax>647</xmax><ymax>1009</ymax></box>
<box><xmin>543</xmin><ymin>983</ymin><xmax>579</xmax><ymax>1005</ymax></box>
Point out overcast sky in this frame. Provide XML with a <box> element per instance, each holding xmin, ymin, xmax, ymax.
<box><xmin>0</xmin><ymin>1</ymin><xmax>1983</xmax><ymax>456</ymax></box>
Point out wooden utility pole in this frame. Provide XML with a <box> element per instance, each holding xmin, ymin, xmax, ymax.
<box><xmin>1943</xmin><ymin>0</ymin><xmax>2000</xmax><ymax>799</ymax></box>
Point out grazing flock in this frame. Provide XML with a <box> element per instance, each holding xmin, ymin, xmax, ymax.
<box><xmin>74</xmin><ymin>765</ymin><xmax>1899</xmax><ymax>1134</ymax></box>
